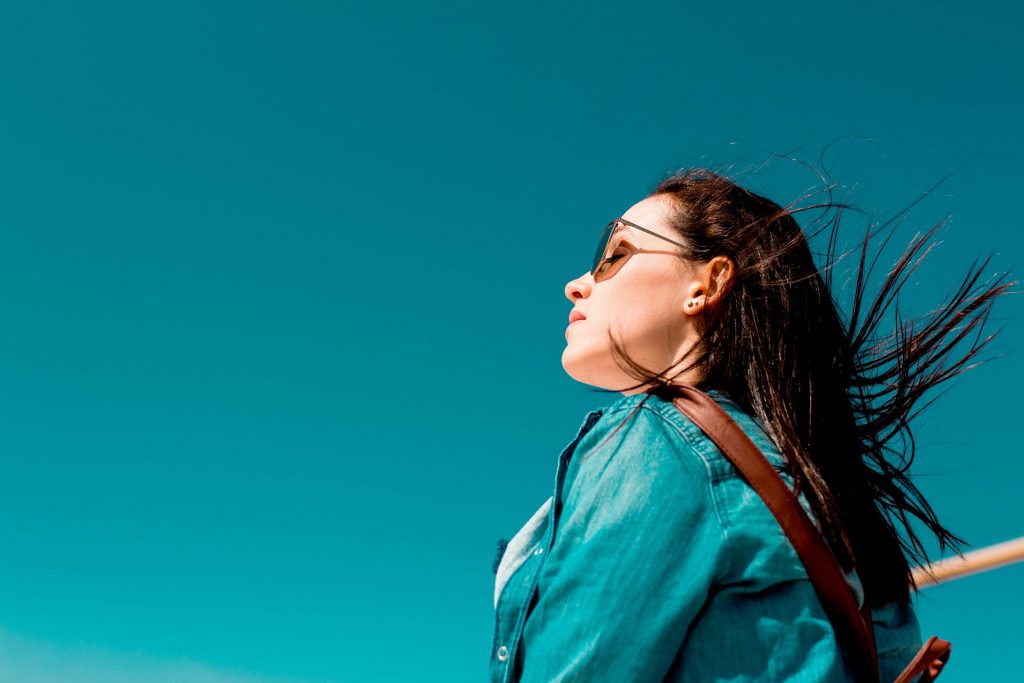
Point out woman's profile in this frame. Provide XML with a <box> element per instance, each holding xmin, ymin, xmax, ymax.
<box><xmin>489</xmin><ymin>167</ymin><xmax>1013</xmax><ymax>682</ymax></box>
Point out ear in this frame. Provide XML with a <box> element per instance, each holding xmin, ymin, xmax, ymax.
<box><xmin>683</xmin><ymin>255</ymin><xmax>735</xmax><ymax>316</ymax></box>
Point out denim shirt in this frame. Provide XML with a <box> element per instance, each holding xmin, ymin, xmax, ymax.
<box><xmin>489</xmin><ymin>390</ymin><xmax>924</xmax><ymax>682</ymax></box>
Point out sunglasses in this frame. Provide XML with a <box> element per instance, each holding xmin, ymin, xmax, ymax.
<box><xmin>591</xmin><ymin>218</ymin><xmax>689</xmax><ymax>281</ymax></box>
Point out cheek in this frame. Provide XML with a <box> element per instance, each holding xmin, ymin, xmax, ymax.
<box><xmin>562</xmin><ymin>272</ymin><xmax>688</xmax><ymax>378</ymax></box>
<box><xmin>610</xmin><ymin>273</ymin><xmax>684</xmax><ymax>331</ymax></box>
<box><xmin>615</xmin><ymin>297</ymin><xmax>684</xmax><ymax>346</ymax></box>
<box><xmin>569</xmin><ymin>289</ymin><xmax>682</xmax><ymax>357</ymax></box>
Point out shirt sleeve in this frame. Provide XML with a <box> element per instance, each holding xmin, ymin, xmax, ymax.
<box><xmin>516</xmin><ymin>406</ymin><xmax>728</xmax><ymax>682</ymax></box>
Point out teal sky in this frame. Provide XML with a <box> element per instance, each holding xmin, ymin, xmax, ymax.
<box><xmin>0</xmin><ymin>2</ymin><xmax>1020</xmax><ymax>681</ymax></box>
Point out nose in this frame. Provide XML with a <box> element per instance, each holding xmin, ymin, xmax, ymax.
<box><xmin>564</xmin><ymin>271</ymin><xmax>592</xmax><ymax>304</ymax></box>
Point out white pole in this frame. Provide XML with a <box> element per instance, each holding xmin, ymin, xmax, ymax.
<box><xmin>912</xmin><ymin>536</ymin><xmax>1024</xmax><ymax>589</ymax></box>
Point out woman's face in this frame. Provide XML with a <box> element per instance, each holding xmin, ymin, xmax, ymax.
<box><xmin>562</xmin><ymin>194</ymin><xmax>707</xmax><ymax>394</ymax></box>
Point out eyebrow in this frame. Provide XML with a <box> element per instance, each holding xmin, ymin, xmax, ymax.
<box><xmin>615</xmin><ymin>224</ymin><xmax>638</xmax><ymax>240</ymax></box>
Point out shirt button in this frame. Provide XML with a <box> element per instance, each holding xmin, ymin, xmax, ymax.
<box><xmin>497</xmin><ymin>645</ymin><xmax>509</xmax><ymax>661</ymax></box>
<box><xmin>533</xmin><ymin>546</ymin><xmax>544</xmax><ymax>556</ymax></box>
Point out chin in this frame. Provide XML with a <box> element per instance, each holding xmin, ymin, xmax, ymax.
<box><xmin>560</xmin><ymin>351</ymin><xmax>591</xmax><ymax>385</ymax></box>
<box><xmin>561</xmin><ymin>351</ymin><xmax>615</xmax><ymax>389</ymax></box>
<box><xmin>560</xmin><ymin>348</ymin><xmax>583</xmax><ymax>382</ymax></box>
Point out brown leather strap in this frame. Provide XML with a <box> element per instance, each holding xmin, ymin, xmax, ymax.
<box><xmin>671</xmin><ymin>386</ymin><xmax>880</xmax><ymax>682</ymax></box>
<box><xmin>894</xmin><ymin>636</ymin><xmax>951</xmax><ymax>683</ymax></box>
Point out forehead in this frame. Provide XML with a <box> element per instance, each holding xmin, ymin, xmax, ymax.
<box><xmin>618</xmin><ymin>195</ymin><xmax>673</xmax><ymax>240</ymax></box>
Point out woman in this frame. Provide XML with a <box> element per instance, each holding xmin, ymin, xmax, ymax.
<box><xmin>489</xmin><ymin>168</ymin><xmax>1012</xmax><ymax>682</ymax></box>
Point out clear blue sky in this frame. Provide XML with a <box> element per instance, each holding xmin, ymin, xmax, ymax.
<box><xmin>0</xmin><ymin>2</ymin><xmax>1020</xmax><ymax>681</ymax></box>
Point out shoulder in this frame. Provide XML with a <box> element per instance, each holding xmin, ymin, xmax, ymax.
<box><xmin>559</xmin><ymin>392</ymin><xmax>759</xmax><ymax>545</ymax></box>
<box><xmin>569</xmin><ymin>393</ymin><xmax>721</xmax><ymax>492</ymax></box>
<box><xmin>559</xmin><ymin>394</ymin><xmax>726</xmax><ymax>540</ymax></box>
<box><xmin>555</xmin><ymin>394</ymin><xmax>731</xmax><ymax>574</ymax></box>
<box><xmin>576</xmin><ymin>390</ymin><xmax>785</xmax><ymax>477</ymax></box>
<box><xmin>601</xmin><ymin>391</ymin><xmax>831</xmax><ymax>588</ymax></box>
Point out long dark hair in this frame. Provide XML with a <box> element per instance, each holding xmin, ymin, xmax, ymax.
<box><xmin>598</xmin><ymin>166</ymin><xmax>1015</xmax><ymax>606</ymax></box>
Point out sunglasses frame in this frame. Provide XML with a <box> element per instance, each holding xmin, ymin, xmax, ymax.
<box><xmin>591</xmin><ymin>217</ymin><xmax>689</xmax><ymax>280</ymax></box>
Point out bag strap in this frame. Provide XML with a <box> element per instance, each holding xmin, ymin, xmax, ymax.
<box><xmin>894</xmin><ymin>635</ymin><xmax>952</xmax><ymax>682</ymax></box>
<box><xmin>671</xmin><ymin>386</ymin><xmax>880</xmax><ymax>682</ymax></box>
<box><xmin>672</xmin><ymin>386</ymin><xmax>953</xmax><ymax>682</ymax></box>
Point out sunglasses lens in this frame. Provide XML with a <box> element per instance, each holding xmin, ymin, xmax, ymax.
<box><xmin>592</xmin><ymin>221</ymin><xmax>617</xmax><ymax>275</ymax></box>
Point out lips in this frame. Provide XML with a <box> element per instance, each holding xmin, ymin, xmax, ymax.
<box><xmin>568</xmin><ymin>310</ymin><xmax>586</xmax><ymax>324</ymax></box>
